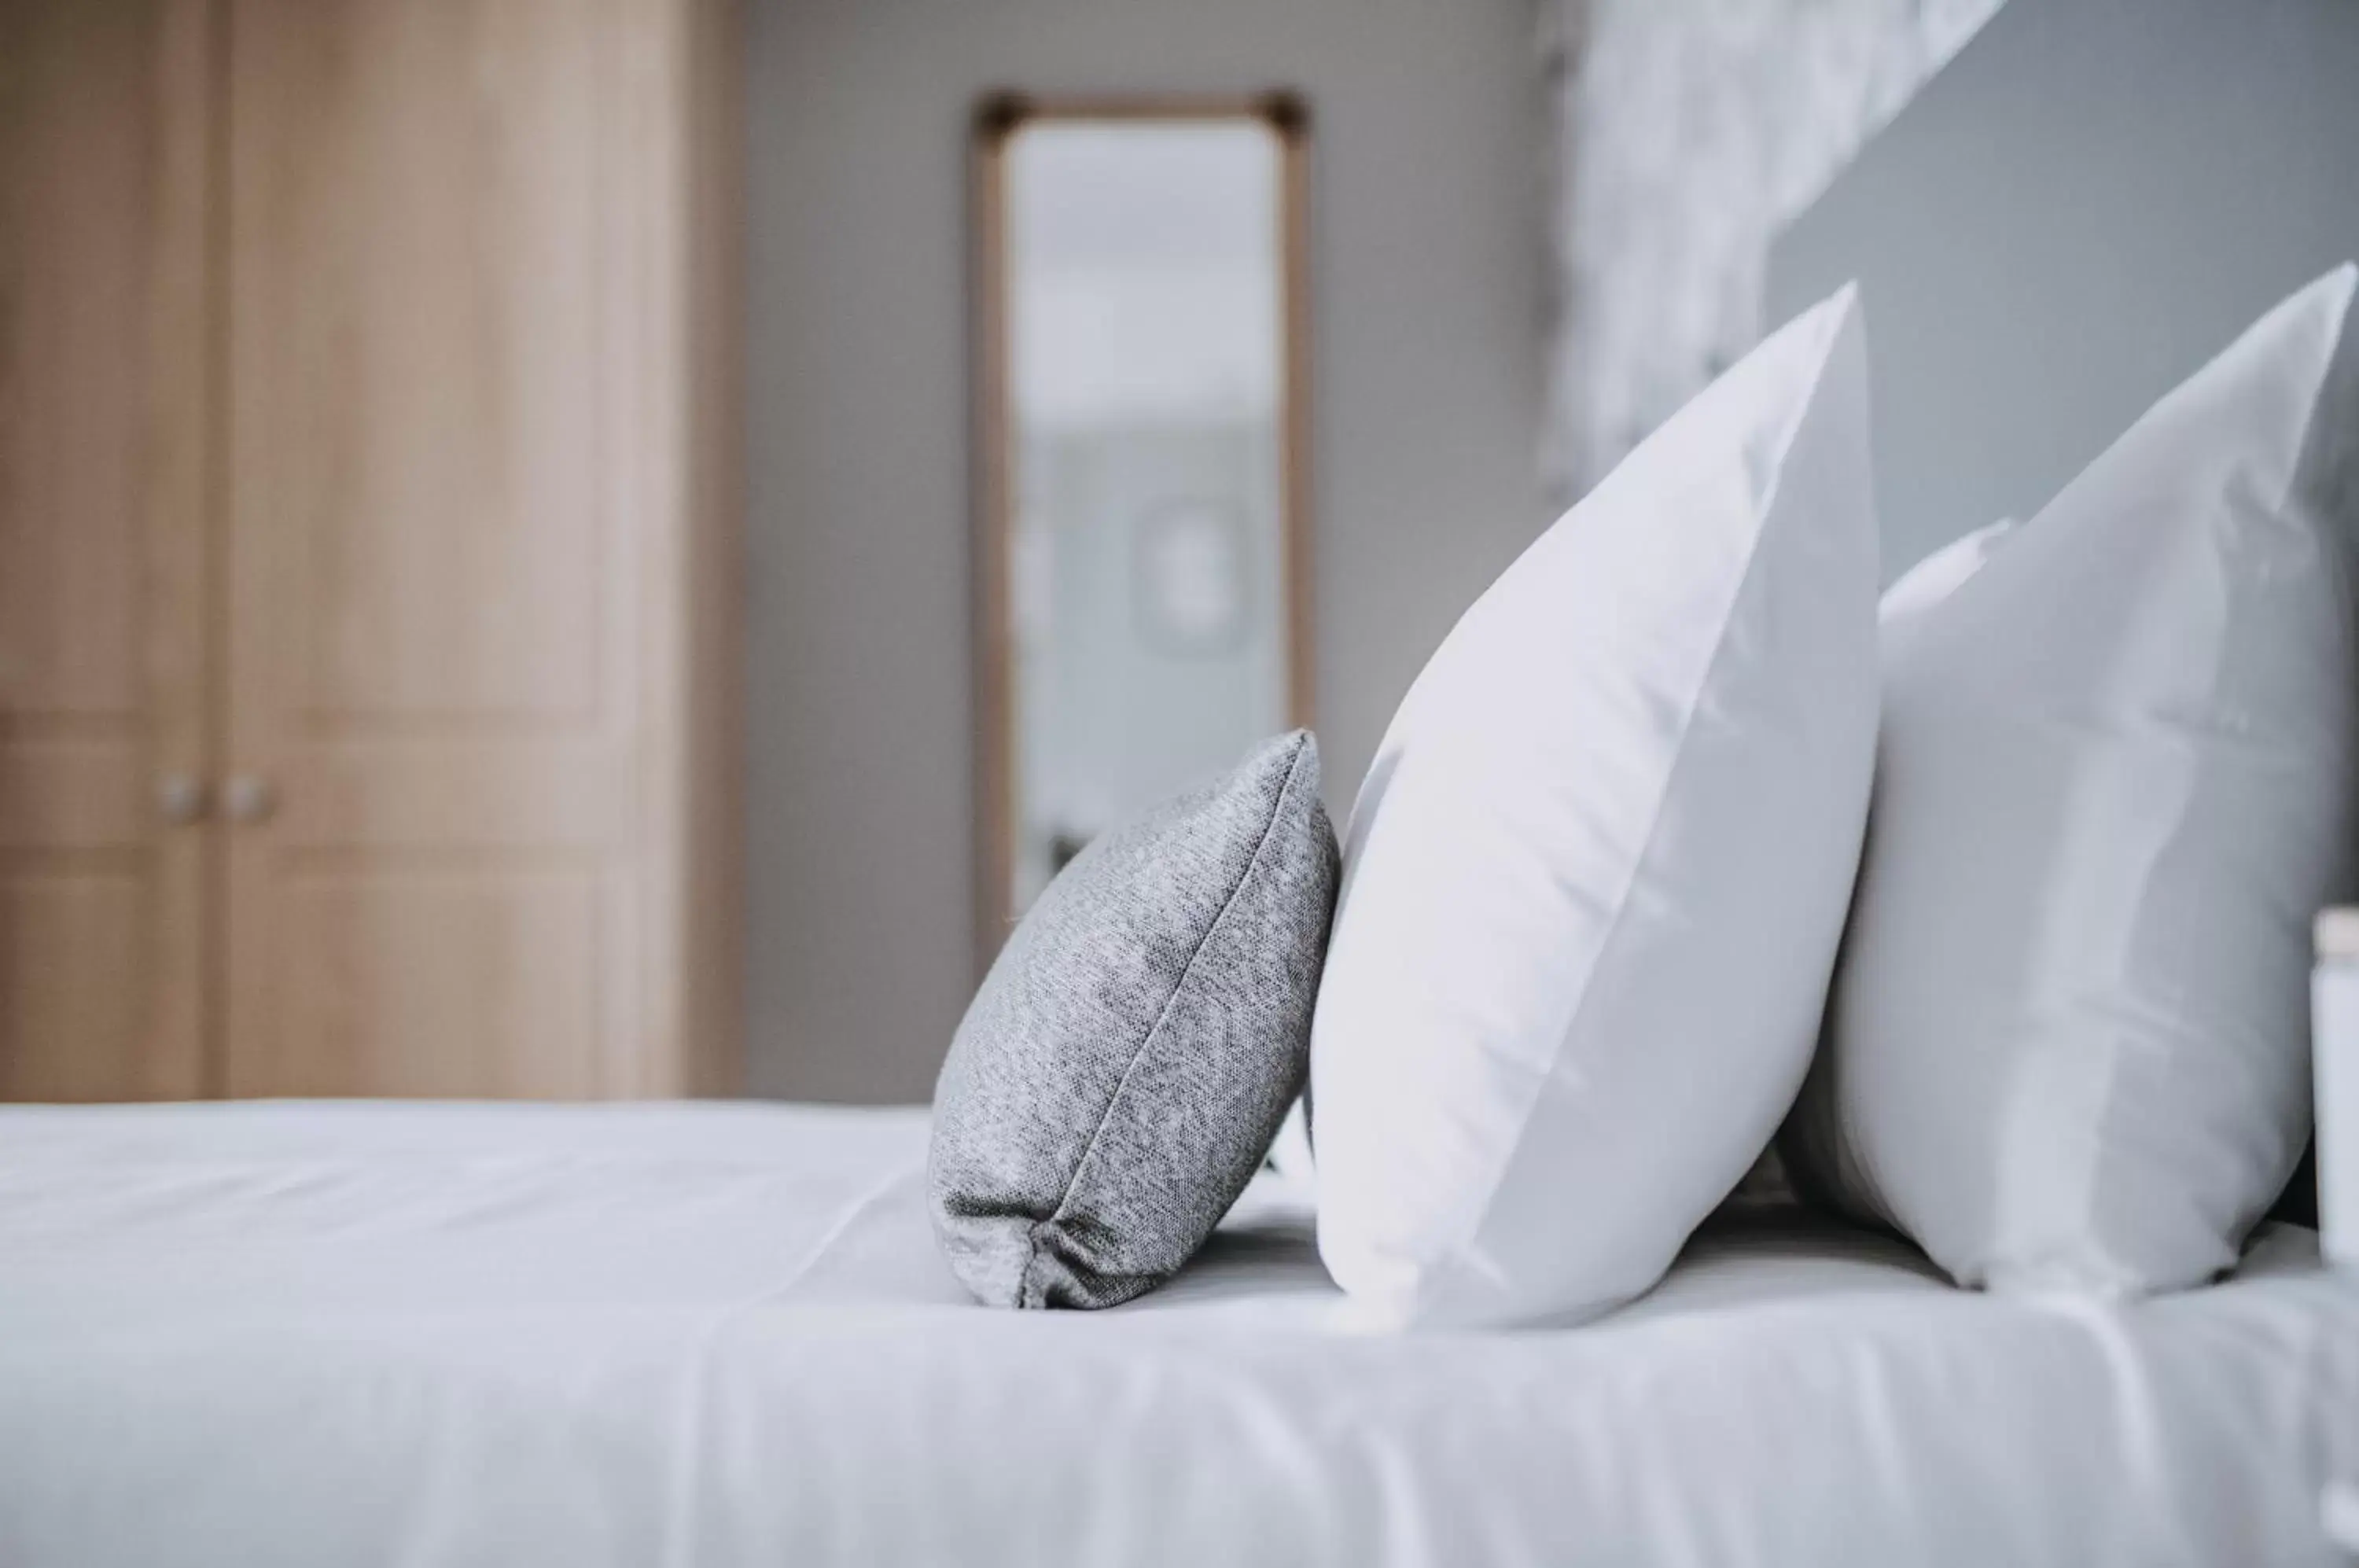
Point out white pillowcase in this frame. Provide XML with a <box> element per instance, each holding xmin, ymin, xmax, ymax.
<box><xmin>1876</xmin><ymin>517</ymin><xmax>2015</xmax><ymax>636</ymax></box>
<box><xmin>1311</xmin><ymin>285</ymin><xmax>1879</xmax><ymax>1328</ymax></box>
<box><xmin>1787</xmin><ymin>264</ymin><xmax>2359</xmax><ymax>1295</ymax></box>
<box><xmin>1775</xmin><ymin>519</ymin><xmax>2015</xmax><ymax>1222</ymax></box>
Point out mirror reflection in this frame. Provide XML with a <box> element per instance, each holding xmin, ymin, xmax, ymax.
<box><xmin>977</xmin><ymin>99</ymin><xmax>1311</xmax><ymax>949</ymax></box>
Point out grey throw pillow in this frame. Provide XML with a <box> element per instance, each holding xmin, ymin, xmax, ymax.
<box><xmin>929</xmin><ymin>731</ymin><xmax>1340</xmax><ymax>1309</ymax></box>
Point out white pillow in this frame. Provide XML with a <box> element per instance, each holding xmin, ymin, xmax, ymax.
<box><xmin>1774</xmin><ymin>518</ymin><xmax>2015</xmax><ymax>1222</ymax></box>
<box><xmin>1787</xmin><ymin>264</ymin><xmax>2359</xmax><ymax>1295</ymax></box>
<box><xmin>1877</xmin><ymin>517</ymin><xmax>2015</xmax><ymax>635</ymax></box>
<box><xmin>1310</xmin><ymin>285</ymin><xmax>1879</xmax><ymax>1328</ymax></box>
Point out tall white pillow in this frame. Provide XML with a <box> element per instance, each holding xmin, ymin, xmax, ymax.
<box><xmin>1311</xmin><ymin>286</ymin><xmax>1879</xmax><ymax>1328</ymax></box>
<box><xmin>1788</xmin><ymin>265</ymin><xmax>2359</xmax><ymax>1295</ymax></box>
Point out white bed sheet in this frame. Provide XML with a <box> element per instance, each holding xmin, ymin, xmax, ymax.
<box><xmin>1</xmin><ymin>1100</ymin><xmax>2352</xmax><ymax>1568</ymax></box>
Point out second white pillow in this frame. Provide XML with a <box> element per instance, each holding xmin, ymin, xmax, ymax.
<box><xmin>1788</xmin><ymin>264</ymin><xmax>2359</xmax><ymax>1295</ymax></box>
<box><xmin>1310</xmin><ymin>286</ymin><xmax>1879</xmax><ymax>1328</ymax></box>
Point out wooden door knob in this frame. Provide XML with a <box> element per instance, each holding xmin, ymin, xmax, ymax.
<box><xmin>223</xmin><ymin>775</ymin><xmax>277</xmax><ymax>824</ymax></box>
<box><xmin>156</xmin><ymin>773</ymin><xmax>208</xmax><ymax>826</ymax></box>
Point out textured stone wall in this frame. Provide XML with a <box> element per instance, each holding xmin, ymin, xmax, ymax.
<box><xmin>1542</xmin><ymin>0</ymin><xmax>2004</xmax><ymax>499</ymax></box>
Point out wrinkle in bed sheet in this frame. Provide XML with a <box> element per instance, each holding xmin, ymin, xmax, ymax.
<box><xmin>0</xmin><ymin>1101</ymin><xmax>2352</xmax><ymax>1568</ymax></box>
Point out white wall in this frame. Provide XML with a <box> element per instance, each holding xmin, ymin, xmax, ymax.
<box><xmin>746</xmin><ymin>0</ymin><xmax>1549</xmax><ymax>1101</ymax></box>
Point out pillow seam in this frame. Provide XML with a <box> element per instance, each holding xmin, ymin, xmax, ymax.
<box><xmin>1018</xmin><ymin>739</ymin><xmax>1316</xmax><ymax>1305</ymax></box>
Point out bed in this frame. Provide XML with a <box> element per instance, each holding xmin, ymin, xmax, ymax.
<box><xmin>2</xmin><ymin>1099</ymin><xmax>2352</xmax><ymax>1566</ymax></box>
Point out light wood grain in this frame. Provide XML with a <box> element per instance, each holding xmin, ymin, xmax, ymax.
<box><xmin>0</xmin><ymin>0</ymin><xmax>738</xmax><ymax>1103</ymax></box>
<box><xmin>221</xmin><ymin>0</ymin><xmax>740</xmax><ymax>1100</ymax></box>
<box><xmin>0</xmin><ymin>0</ymin><xmax>215</xmax><ymax>1102</ymax></box>
<box><xmin>589</xmin><ymin>0</ymin><xmax>743</xmax><ymax>1096</ymax></box>
<box><xmin>969</xmin><ymin>103</ymin><xmax>1016</xmax><ymax>985</ymax></box>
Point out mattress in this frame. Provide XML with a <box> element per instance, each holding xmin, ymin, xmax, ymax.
<box><xmin>1</xmin><ymin>1100</ymin><xmax>2352</xmax><ymax>1568</ymax></box>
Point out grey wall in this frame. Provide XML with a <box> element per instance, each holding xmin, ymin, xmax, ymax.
<box><xmin>747</xmin><ymin>0</ymin><xmax>1549</xmax><ymax>1101</ymax></box>
<box><xmin>1769</xmin><ymin>0</ymin><xmax>2359</xmax><ymax>581</ymax></box>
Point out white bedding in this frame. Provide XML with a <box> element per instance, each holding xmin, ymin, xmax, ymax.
<box><xmin>2</xmin><ymin>1101</ymin><xmax>2352</xmax><ymax>1568</ymax></box>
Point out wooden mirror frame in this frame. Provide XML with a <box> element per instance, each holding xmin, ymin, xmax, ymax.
<box><xmin>968</xmin><ymin>90</ymin><xmax>1315</xmax><ymax>977</ymax></box>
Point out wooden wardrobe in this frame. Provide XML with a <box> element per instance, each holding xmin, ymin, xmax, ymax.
<box><xmin>0</xmin><ymin>0</ymin><xmax>740</xmax><ymax>1101</ymax></box>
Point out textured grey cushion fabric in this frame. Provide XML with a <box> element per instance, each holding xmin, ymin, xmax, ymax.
<box><xmin>929</xmin><ymin>731</ymin><xmax>1340</xmax><ymax>1309</ymax></box>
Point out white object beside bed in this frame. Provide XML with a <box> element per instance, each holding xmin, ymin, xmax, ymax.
<box><xmin>2</xmin><ymin>1100</ymin><xmax>2353</xmax><ymax>1568</ymax></box>
<box><xmin>2320</xmin><ymin>909</ymin><xmax>2359</xmax><ymax>1274</ymax></box>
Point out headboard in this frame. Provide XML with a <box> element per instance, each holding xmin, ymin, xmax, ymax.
<box><xmin>1768</xmin><ymin>0</ymin><xmax>2359</xmax><ymax>580</ymax></box>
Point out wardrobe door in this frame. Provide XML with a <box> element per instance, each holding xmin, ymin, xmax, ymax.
<box><xmin>0</xmin><ymin>2</ymin><xmax>215</xmax><ymax>1102</ymax></box>
<box><xmin>223</xmin><ymin>0</ymin><xmax>657</xmax><ymax>1097</ymax></box>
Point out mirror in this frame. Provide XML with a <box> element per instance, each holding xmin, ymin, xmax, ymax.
<box><xmin>972</xmin><ymin>94</ymin><xmax>1312</xmax><ymax>966</ymax></box>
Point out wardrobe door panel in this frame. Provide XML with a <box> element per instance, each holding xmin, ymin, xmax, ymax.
<box><xmin>0</xmin><ymin>1</ymin><xmax>214</xmax><ymax>1101</ymax></box>
<box><xmin>225</xmin><ymin>0</ymin><xmax>642</xmax><ymax>1097</ymax></box>
<box><xmin>259</xmin><ymin>868</ymin><xmax>603</xmax><ymax>1098</ymax></box>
